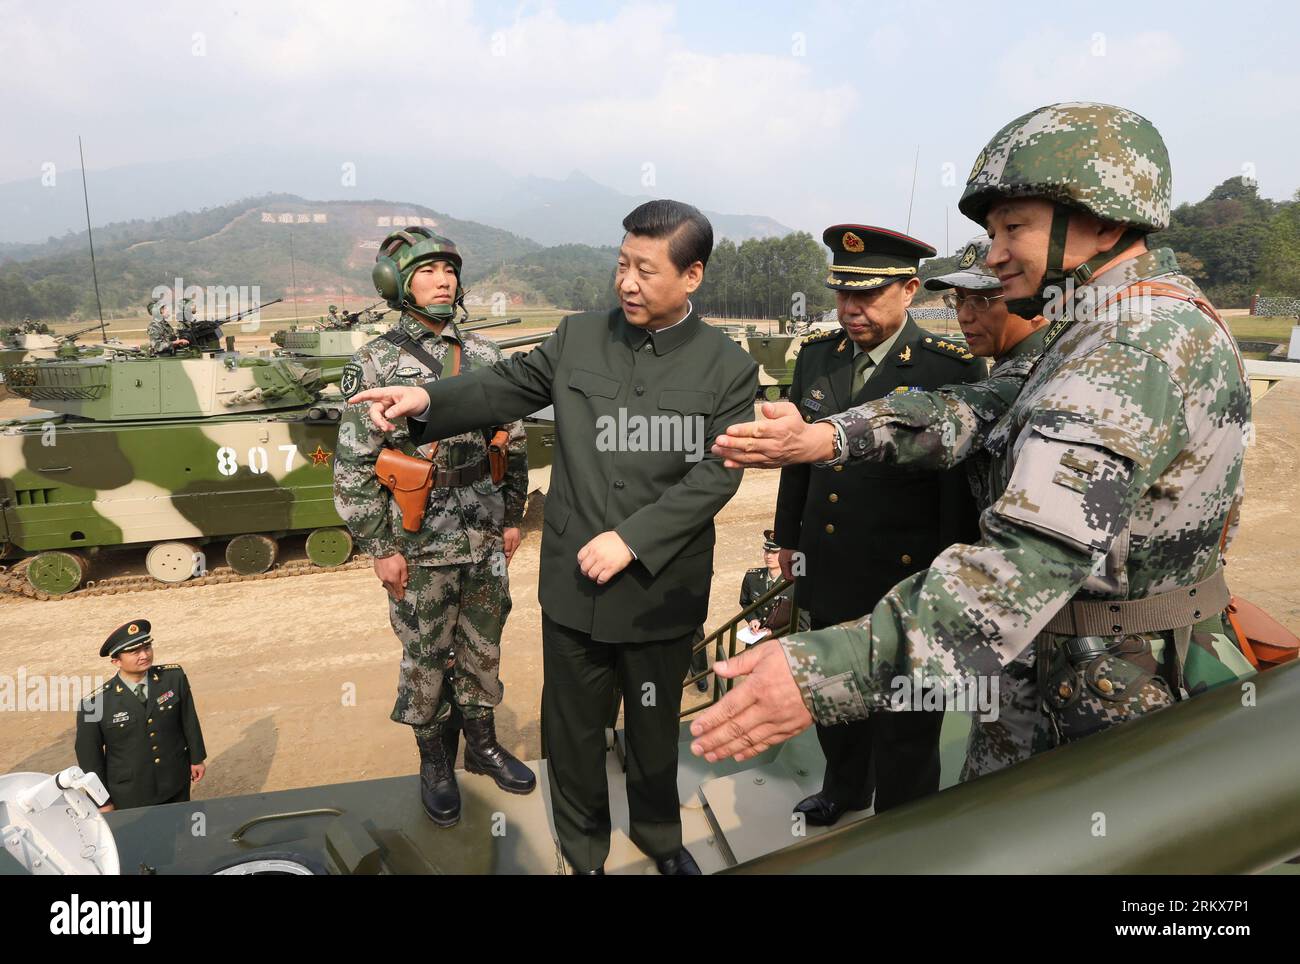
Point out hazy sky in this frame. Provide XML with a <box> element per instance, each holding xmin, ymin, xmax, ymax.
<box><xmin>3</xmin><ymin>0</ymin><xmax>1297</xmax><ymax>252</ymax></box>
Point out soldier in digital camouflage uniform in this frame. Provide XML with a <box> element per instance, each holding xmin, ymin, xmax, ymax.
<box><xmin>146</xmin><ymin>299</ymin><xmax>188</xmax><ymax>355</ymax></box>
<box><xmin>334</xmin><ymin>227</ymin><xmax>534</xmax><ymax>827</ymax></box>
<box><xmin>692</xmin><ymin>102</ymin><xmax>1256</xmax><ymax>774</ymax></box>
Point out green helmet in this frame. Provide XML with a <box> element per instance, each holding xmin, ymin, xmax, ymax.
<box><xmin>372</xmin><ymin>226</ymin><xmax>464</xmax><ymax>322</ymax></box>
<box><xmin>959</xmin><ymin>102</ymin><xmax>1171</xmax><ymax>319</ymax></box>
<box><xmin>959</xmin><ymin>102</ymin><xmax>1171</xmax><ymax>231</ymax></box>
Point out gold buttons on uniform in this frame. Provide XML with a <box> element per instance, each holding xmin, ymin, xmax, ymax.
<box><xmin>825</xmin><ymin>524</ymin><xmax>835</xmax><ymax>534</ymax></box>
<box><xmin>152</xmin><ymin>745</ymin><xmax>159</xmax><ymax>751</ymax></box>
<box><xmin>1097</xmin><ymin>678</ymin><xmax>1114</xmax><ymax>694</ymax></box>
<box><xmin>147</xmin><ymin>718</ymin><xmax>153</xmax><ymax>724</ymax></box>
<box><xmin>901</xmin><ymin>554</ymin><xmax>912</xmax><ymax>565</ymax></box>
<box><xmin>833</xmin><ymin>465</ymin><xmax>843</xmax><ymax>472</ymax></box>
<box><xmin>804</xmin><ymin>415</ymin><xmax>811</xmax><ymax>422</ymax></box>
<box><xmin>154</xmin><ymin>758</ymin><xmax>160</xmax><ymax>764</ymax></box>
<box><xmin>1058</xmin><ymin>682</ymin><xmax>1073</xmax><ymax>699</ymax></box>
<box><xmin>828</xmin><ymin>493</ymin><xmax>838</xmax><ymax>503</ymax></box>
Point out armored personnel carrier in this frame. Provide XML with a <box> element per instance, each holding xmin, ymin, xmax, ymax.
<box><xmin>0</xmin><ymin>321</ymin><xmax>557</xmax><ymax>598</ymax></box>
<box><xmin>0</xmin><ymin>343</ymin><xmax>355</xmax><ymax>595</ymax></box>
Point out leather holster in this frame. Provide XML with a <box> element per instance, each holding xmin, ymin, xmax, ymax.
<box><xmin>487</xmin><ymin>429</ymin><xmax>510</xmax><ymax>485</ymax></box>
<box><xmin>376</xmin><ymin>447</ymin><xmax>436</xmax><ymax>533</ymax></box>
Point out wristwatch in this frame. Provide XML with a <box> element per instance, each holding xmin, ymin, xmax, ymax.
<box><xmin>814</xmin><ymin>419</ymin><xmax>844</xmax><ymax>466</ymax></box>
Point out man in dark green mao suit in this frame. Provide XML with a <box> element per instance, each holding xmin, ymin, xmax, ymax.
<box><xmin>351</xmin><ymin>200</ymin><xmax>759</xmax><ymax>875</ymax></box>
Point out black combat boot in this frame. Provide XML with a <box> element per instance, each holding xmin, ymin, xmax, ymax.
<box><xmin>414</xmin><ymin>723</ymin><xmax>461</xmax><ymax>827</ymax></box>
<box><xmin>463</xmin><ymin>711</ymin><xmax>537</xmax><ymax>794</ymax></box>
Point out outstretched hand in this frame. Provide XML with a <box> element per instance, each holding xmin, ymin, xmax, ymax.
<box><xmin>349</xmin><ymin>385</ymin><xmax>432</xmax><ymax>433</ymax></box>
<box><xmin>688</xmin><ymin>640</ymin><xmax>813</xmax><ymax>762</ymax></box>
<box><xmin>711</xmin><ymin>401</ymin><xmax>838</xmax><ymax>468</ymax></box>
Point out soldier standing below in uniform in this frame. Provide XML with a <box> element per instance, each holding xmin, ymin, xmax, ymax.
<box><xmin>75</xmin><ymin>620</ymin><xmax>206</xmax><ymax>812</ymax></box>
<box><xmin>350</xmin><ymin>200</ymin><xmax>759</xmax><ymax>875</ymax></box>
<box><xmin>334</xmin><ymin>227</ymin><xmax>534</xmax><ymax>829</ymax></box>
<box><xmin>740</xmin><ymin>530</ymin><xmax>808</xmax><ymax>640</ymax></box>
<box><xmin>693</xmin><ymin>102</ymin><xmax>1255</xmax><ymax>771</ymax></box>
<box><xmin>146</xmin><ymin>299</ymin><xmax>189</xmax><ymax>355</ymax></box>
<box><xmin>775</xmin><ymin>224</ymin><xmax>981</xmax><ymax>826</ymax></box>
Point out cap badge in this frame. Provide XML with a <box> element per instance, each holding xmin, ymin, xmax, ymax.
<box><xmin>959</xmin><ymin>245</ymin><xmax>977</xmax><ymax>269</ymax></box>
<box><xmin>128</xmin><ymin>624</ymin><xmax>139</xmax><ymax>635</ymax></box>
<box><xmin>842</xmin><ymin>231</ymin><xmax>865</xmax><ymax>253</ymax></box>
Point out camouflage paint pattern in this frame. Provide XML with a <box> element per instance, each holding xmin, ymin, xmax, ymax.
<box><xmin>389</xmin><ymin>556</ymin><xmax>510</xmax><ymax>726</ymax></box>
<box><xmin>0</xmin><ymin>411</ymin><xmax>346</xmax><ymax>553</ymax></box>
<box><xmin>960</xmin><ymin>102</ymin><xmax>1172</xmax><ymax>231</ymax></box>
<box><xmin>0</xmin><ymin>351</ymin><xmax>351</xmax><ymax>557</ymax></box>
<box><xmin>782</xmin><ymin>248</ymin><xmax>1252</xmax><ymax>765</ymax></box>
<box><xmin>332</xmin><ymin>313</ymin><xmax>527</xmax><ymax>563</ymax></box>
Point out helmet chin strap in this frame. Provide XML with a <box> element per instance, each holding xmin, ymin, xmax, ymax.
<box><xmin>405</xmin><ymin>301</ymin><xmax>456</xmax><ymax>325</ymax></box>
<box><xmin>1004</xmin><ymin>203</ymin><xmax>1144</xmax><ymax>321</ymax></box>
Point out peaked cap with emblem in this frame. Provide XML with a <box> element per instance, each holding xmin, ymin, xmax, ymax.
<box><xmin>924</xmin><ymin>236</ymin><xmax>1001</xmax><ymax>292</ymax></box>
<box><xmin>100</xmin><ymin>619</ymin><xmax>153</xmax><ymax>658</ymax></box>
<box><xmin>823</xmin><ymin>224</ymin><xmax>937</xmax><ymax>293</ymax></box>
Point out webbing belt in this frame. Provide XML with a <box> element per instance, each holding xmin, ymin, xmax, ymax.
<box><xmin>1044</xmin><ymin>568</ymin><xmax>1229</xmax><ymax>636</ymax></box>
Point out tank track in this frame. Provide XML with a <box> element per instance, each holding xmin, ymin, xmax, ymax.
<box><xmin>0</xmin><ymin>554</ymin><xmax>374</xmax><ymax>602</ymax></box>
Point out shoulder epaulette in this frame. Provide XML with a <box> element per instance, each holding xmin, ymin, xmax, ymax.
<box><xmin>81</xmin><ymin>679</ymin><xmax>111</xmax><ymax>708</ymax></box>
<box><xmin>802</xmin><ymin>328</ymin><xmax>844</xmax><ymax>346</ymax></box>
<box><xmin>919</xmin><ymin>335</ymin><xmax>975</xmax><ymax>362</ymax></box>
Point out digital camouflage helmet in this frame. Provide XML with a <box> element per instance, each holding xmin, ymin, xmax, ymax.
<box><xmin>372</xmin><ymin>226</ymin><xmax>465</xmax><ymax>324</ymax></box>
<box><xmin>959</xmin><ymin>102</ymin><xmax>1172</xmax><ymax>318</ymax></box>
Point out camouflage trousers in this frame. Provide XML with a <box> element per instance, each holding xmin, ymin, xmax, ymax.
<box><xmin>959</xmin><ymin>624</ymin><xmax>1255</xmax><ymax>781</ymax></box>
<box><xmin>960</xmin><ymin>644</ymin><xmax>1051</xmax><ymax>782</ymax></box>
<box><xmin>389</xmin><ymin>556</ymin><xmax>511</xmax><ymax>728</ymax></box>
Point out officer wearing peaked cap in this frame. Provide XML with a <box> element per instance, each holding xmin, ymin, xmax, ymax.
<box><xmin>773</xmin><ymin>224</ymin><xmax>982</xmax><ymax>826</ymax></box>
<box><xmin>75</xmin><ymin>620</ymin><xmax>207</xmax><ymax>811</ymax></box>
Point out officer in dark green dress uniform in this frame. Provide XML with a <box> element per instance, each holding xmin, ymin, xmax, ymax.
<box><xmin>774</xmin><ymin>224</ymin><xmax>982</xmax><ymax>825</ymax></box>
<box><xmin>74</xmin><ymin>620</ymin><xmax>207</xmax><ymax>811</ymax></box>
<box><xmin>740</xmin><ymin>530</ymin><xmax>809</xmax><ymax>637</ymax></box>
<box><xmin>349</xmin><ymin>200</ymin><xmax>759</xmax><ymax>875</ymax></box>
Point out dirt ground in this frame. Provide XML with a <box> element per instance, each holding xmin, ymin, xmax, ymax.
<box><xmin>3</xmin><ymin>381</ymin><xmax>1298</xmax><ymax>804</ymax></box>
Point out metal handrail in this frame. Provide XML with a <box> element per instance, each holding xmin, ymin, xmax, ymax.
<box><xmin>680</xmin><ymin>577</ymin><xmax>801</xmax><ymax>718</ymax></box>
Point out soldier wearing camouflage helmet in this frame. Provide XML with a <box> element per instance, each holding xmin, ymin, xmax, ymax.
<box><xmin>146</xmin><ymin>298</ymin><xmax>189</xmax><ymax>355</ymax></box>
<box><xmin>333</xmin><ymin>226</ymin><xmax>534</xmax><ymax>827</ymax></box>
<box><xmin>694</xmin><ymin>102</ymin><xmax>1255</xmax><ymax>778</ymax></box>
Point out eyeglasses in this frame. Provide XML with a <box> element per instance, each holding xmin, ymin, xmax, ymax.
<box><xmin>943</xmin><ymin>292</ymin><xmax>1005</xmax><ymax>311</ymax></box>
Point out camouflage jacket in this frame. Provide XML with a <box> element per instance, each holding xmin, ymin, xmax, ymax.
<box><xmin>147</xmin><ymin>314</ymin><xmax>178</xmax><ymax>355</ymax></box>
<box><xmin>333</xmin><ymin>313</ymin><xmax>528</xmax><ymax>565</ymax></box>
<box><xmin>783</xmin><ymin>248</ymin><xmax>1251</xmax><ymax>723</ymax></box>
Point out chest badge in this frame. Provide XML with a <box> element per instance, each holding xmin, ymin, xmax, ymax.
<box><xmin>809</xmin><ymin>388</ymin><xmax>824</xmax><ymax>400</ymax></box>
<box><xmin>111</xmin><ymin>710</ymin><xmax>131</xmax><ymax>725</ymax></box>
<box><xmin>395</xmin><ymin>367</ymin><xmax>423</xmax><ymax>378</ymax></box>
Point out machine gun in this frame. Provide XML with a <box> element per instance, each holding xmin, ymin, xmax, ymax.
<box><xmin>179</xmin><ymin>297</ymin><xmax>284</xmax><ymax>348</ymax></box>
<box><xmin>336</xmin><ymin>301</ymin><xmax>388</xmax><ymax>328</ymax></box>
<box><xmin>54</xmin><ymin>323</ymin><xmax>113</xmax><ymax>358</ymax></box>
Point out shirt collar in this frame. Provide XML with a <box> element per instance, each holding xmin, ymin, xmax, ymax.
<box><xmin>624</xmin><ymin>300</ymin><xmax>699</xmax><ymax>355</ymax></box>
<box><xmin>401</xmin><ymin>312</ymin><xmax>463</xmax><ymax>344</ymax></box>
<box><xmin>996</xmin><ymin>324</ymin><xmax>1048</xmax><ymax>363</ymax></box>
<box><xmin>852</xmin><ymin>316</ymin><xmax>909</xmax><ymax>367</ymax></box>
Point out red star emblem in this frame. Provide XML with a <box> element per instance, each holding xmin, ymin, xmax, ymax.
<box><xmin>308</xmin><ymin>445</ymin><xmax>332</xmax><ymax>466</ymax></box>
